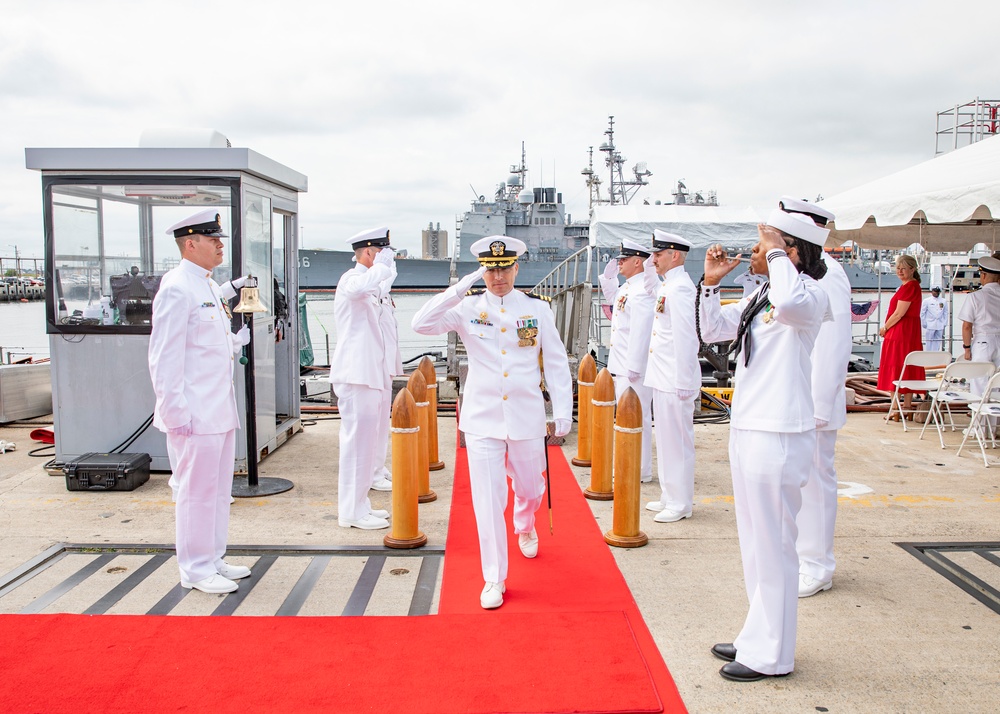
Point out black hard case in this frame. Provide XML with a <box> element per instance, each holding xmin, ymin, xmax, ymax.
<box><xmin>64</xmin><ymin>452</ymin><xmax>151</xmax><ymax>492</ymax></box>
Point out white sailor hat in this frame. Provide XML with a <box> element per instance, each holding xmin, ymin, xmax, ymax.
<box><xmin>977</xmin><ymin>256</ymin><xmax>1000</xmax><ymax>275</ymax></box>
<box><xmin>765</xmin><ymin>208</ymin><xmax>830</xmax><ymax>247</ymax></box>
<box><xmin>614</xmin><ymin>238</ymin><xmax>652</xmax><ymax>259</ymax></box>
<box><xmin>469</xmin><ymin>235</ymin><xmax>526</xmax><ymax>268</ymax></box>
<box><xmin>347</xmin><ymin>226</ymin><xmax>391</xmax><ymax>251</ymax></box>
<box><xmin>930</xmin><ymin>285</ymin><xmax>941</xmax><ymax>293</ymax></box>
<box><xmin>651</xmin><ymin>229</ymin><xmax>692</xmax><ymax>252</ymax></box>
<box><xmin>166</xmin><ymin>209</ymin><xmax>228</xmax><ymax>238</ymax></box>
<box><xmin>778</xmin><ymin>196</ymin><xmax>835</xmax><ymax>226</ymax></box>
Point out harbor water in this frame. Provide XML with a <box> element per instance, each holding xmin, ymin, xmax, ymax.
<box><xmin>0</xmin><ymin>288</ymin><xmax>970</xmax><ymax>365</ymax></box>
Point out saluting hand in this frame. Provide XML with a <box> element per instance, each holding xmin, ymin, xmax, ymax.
<box><xmin>704</xmin><ymin>243</ymin><xmax>741</xmax><ymax>285</ymax></box>
<box><xmin>373</xmin><ymin>246</ymin><xmax>396</xmax><ymax>268</ymax></box>
<box><xmin>602</xmin><ymin>260</ymin><xmax>619</xmax><ymax>281</ymax></box>
<box><xmin>454</xmin><ymin>265</ymin><xmax>487</xmax><ymax>294</ymax></box>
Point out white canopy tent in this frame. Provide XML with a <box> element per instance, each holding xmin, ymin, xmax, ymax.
<box><xmin>589</xmin><ymin>204</ymin><xmax>762</xmax><ymax>252</ymax></box>
<box><xmin>819</xmin><ymin>134</ymin><xmax>1000</xmax><ymax>251</ymax></box>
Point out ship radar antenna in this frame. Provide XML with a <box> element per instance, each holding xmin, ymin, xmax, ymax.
<box><xmin>597</xmin><ymin>115</ymin><xmax>651</xmax><ymax>205</ymax></box>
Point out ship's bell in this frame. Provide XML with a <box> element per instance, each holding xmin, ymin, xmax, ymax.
<box><xmin>233</xmin><ymin>276</ymin><xmax>268</xmax><ymax>314</ymax></box>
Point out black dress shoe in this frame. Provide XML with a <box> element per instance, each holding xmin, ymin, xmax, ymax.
<box><xmin>711</xmin><ymin>643</ymin><xmax>736</xmax><ymax>662</ymax></box>
<box><xmin>719</xmin><ymin>661</ymin><xmax>789</xmax><ymax>682</ymax></box>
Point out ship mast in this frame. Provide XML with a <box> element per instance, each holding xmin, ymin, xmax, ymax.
<box><xmin>598</xmin><ymin>115</ymin><xmax>652</xmax><ymax>205</ymax></box>
<box><xmin>581</xmin><ymin>146</ymin><xmax>603</xmax><ymax>210</ymax></box>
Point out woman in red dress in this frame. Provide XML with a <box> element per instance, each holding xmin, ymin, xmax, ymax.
<box><xmin>877</xmin><ymin>254</ymin><xmax>924</xmax><ymax>420</ymax></box>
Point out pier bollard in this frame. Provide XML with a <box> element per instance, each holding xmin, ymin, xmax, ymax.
<box><xmin>605</xmin><ymin>386</ymin><xmax>648</xmax><ymax>548</ymax></box>
<box><xmin>572</xmin><ymin>354</ymin><xmax>597</xmax><ymax>467</ymax></box>
<box><xmin>385</xmin><ymin>388</ymin><xmax>427</xmax><ymax>549</ymax></box>
<box><xmin>418</xmin><ymin>356</ymin><xmax>445</xmax><ymax>471</ymax></box>
<box><xmin>584</xmin><ymin>368</ymin><xmax>615</xmax><ymax>501</ymax></box>
<box><xmin>407</xmin><ymin>370</ymin><xmax>437</xmax><ymax>503</ymax></box>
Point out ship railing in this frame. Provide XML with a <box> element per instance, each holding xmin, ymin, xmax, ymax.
<box><xmin>531</xmin><ymin>246</ymin><xmax>594</xmax><ymax>360</ymax></box>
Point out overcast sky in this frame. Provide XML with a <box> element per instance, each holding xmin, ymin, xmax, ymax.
<box><xmin>2</xmin><ymin>0</ymin><xmax>999</xmax><ymax>259</ymax></box>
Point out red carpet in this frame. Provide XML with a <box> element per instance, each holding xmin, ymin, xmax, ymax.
<box><xmin>0</xmin><ymin>442</ymin><xmax>685</xmax><ymax>713</ymax></box>
<box><xmin>439</xmin><ymin>442</ymin><xmax>685</xmax><ymax>712</ymax></box>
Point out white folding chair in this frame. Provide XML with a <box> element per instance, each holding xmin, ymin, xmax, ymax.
<box><xmin>956</xmin><ymin>371</ymin><xmax>1000</xmax><ymax>466</ymax></box>
<box><xmin>886</xmin><ymin>350</ymin><xmax>953</xmax><ymax>431</ymax></box>
<box><xmin>918</xmin><ymin>361</ymin><xmax>995</xmax><ymax>448</ymax></box>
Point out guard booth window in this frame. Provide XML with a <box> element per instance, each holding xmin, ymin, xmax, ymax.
<box><xmin>45</xmin><ymin>181</ymin><xmax>236</xmax><ymax>333</ymax></box>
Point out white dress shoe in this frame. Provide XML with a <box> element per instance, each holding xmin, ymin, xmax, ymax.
<box><xmin>181</xmin><ymin>573</ymin><xmax>238</xmax><ymax>594</ymax></box>
<box><xmin>640</xmin><ymin>475</ymin><xmax>654</xmax><ymax>483</ymax></box>
<box><xmin>653</xmin><ymin>509</ymin><xmax>692</xmax><ymax>523</ymax></box>
<box><xmin>645</xmin><ymin>500</ymin><xmax>665</xmax><ymax>512</ymax></box>
<box><xmin>517</xmin><ymin>529</ymin><xmax>539</xmax><ymax>558</ymax></box>
<box><xmin>370</xmin><ymin>477</ymin><xmax>393</xmax><ymax>492</ymax></box>
<box><xmin>216</xmin><ymin>562</ymin><xmax>251</xmax><ymax>580</ymax></box>
<box><xmin>480</xmin><ymin>581</ymin><xmax>505</xmax><ymax>609</ymax></box>
<box><xmin>370</xmin><ymin>509</ymin><xmax>390</xmax><ymax>519</ymax></box>
<box><xmin>339</xmin><ymin>514</ymin><xmax>390</xmax><ymax>530</ymax></box>
<box><xmin>798</xmin><ymin>573</ymin><xmax>832</xmax><ymax>598</ymax></box>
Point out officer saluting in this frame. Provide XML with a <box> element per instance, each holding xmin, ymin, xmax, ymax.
<box><xmin>148</xmin><ymin>209</ymin><xmax>251</xmax><ymax>594</ymax></box>
<box><xmin>330</xmin><ymin>227</ymin><xmax>402</xmax><ymax>530</ymax></box>
<box><xmin>412</xmin><ymin>236</ymin><xmax>572</xmax><ymax>610</ymax></box>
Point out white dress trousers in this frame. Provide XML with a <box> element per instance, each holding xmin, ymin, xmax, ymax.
<box><xmin>464</xmin><ymin>434</ymin><xmax>546</xmax><ymax>583</ymax></box>
<box><xmin>730</xmin><ymin>427</ymin><xmax>813</xmax><ymax>676</ymax></box>
<box><xmin>614</xmin><ymin>376</ymin><xmax>654</xmax><ymax>481</ymax></box>
<box><xmin>796</xmin><ymin>429</ymin><xmax>839</xmax><ymax>583</ymax></box>
<box><xmin>651</xmin><ymin>390</ymin><xmax>696</xmax><ymax>513</ymax></box>
<box><xmin>168</xmin><ymin>430</ymin><xmax>237</xmax><ymax>583</ymax></box>
<box><xmin>333</xmin><ymin>383</ymin><xmax>390</xmax><ymax>521</ymax></box>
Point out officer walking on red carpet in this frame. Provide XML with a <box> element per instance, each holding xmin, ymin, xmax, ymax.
<box><xmin>149</xmin><ymin>209</ymin><xmax>252</xmax><ymax>594</ymax></box>
<box><xmin>412</xmin><ymin>235</ymin><xmax>572</xmax><ymax>610</ymax></box>
<box><xmin>642</xmin><ymin>229</ymin><xmax>701</xmax><ymax>524</ymax></box>
<box><xmin>330</xmin><ymin>227</ymin><xmax>402</xmax><ymax>530</ymax></box>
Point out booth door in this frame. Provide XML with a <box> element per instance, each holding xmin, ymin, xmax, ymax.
<box><xmin>242</xmin><ymin>192</ymin><xmax>276</xmax><ymax>457</ymax></box>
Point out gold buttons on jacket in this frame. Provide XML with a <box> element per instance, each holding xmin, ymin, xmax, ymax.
<box><xmin>501</xmin><ymin>327</ymin><xmax>507</xmax><ymax>333</ymax></box>
<box><xmin>501</xmin><ymin>349</ymin><xmax>506</xmax><ymax>355</ymax></box>
<box><xmin>503</xmin><ymin>371</ymin><xmax>508</xmax><ymax>377</ymax></box>
<box><xmin>503</xmin><ymin>395</ymin><xmax>508</xmax><ymax>400</ymax></box>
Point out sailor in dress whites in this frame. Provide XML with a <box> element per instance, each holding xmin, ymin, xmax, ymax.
<box><xmin>330</xmin><ymin>227</ymin><xmax>402</xmax><ymax>530</ymax></box>
<box><xmin>777</xmin><ymin>198</ymin><xmax>853</xmax><ymax>599</ymax></box>
<box><xmin>958</xmin><ymin>256</ymin><xmax>1000</xmax><ymax>406</ymax></box>
<box><xmin>412</xmin><ymin>236</ymin><xmax>573</xmax><ymax>610</ymax></box>
<box><xmin>698</xmin><ymin>205</ymin><xmax>832</xmax><ymax>681</ymax></box>
<box><xmin>598</xmin><ymin>239</ymin><xmax>656</xmax><ymax>482</ymax></box>
<box><xmin>149</xmin><ymin>209</ymin><xmax>252</xmax><ymax>594</ymax></box>
<box><xmin>920</xmin><ymin>286</ymin><xmax>948</xmax><ymax>352</ymax></box>
<box><xmin>642</xmin><ymin>230</ymin><xmax>701</xmax><ymax>523</ymax></box>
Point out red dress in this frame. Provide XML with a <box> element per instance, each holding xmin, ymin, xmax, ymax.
<box><xmin>877</xmin><ymin>280</ymin><xmax>924</xmax><ymax>392</ymax></box>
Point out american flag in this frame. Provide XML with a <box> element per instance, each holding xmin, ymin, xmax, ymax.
<box><xmin>851</xmin><ymin>300</ymin><xmax>879</xmax><ymax>322</ymax></box>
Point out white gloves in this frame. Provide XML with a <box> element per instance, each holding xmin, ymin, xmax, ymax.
<box><xmin>676</xmin><ymin>388</ymin><xmax>699</xmax><ymax>401</ymax></box>
<box><xmin>642</xmin><ymin>256</ymin><xmax>660</xmax><ymax>294</ymax></box>
<box><xmin>603</xmin><ymin>260</ymin><xmax>619</xmax><ymax>280</ymax></box>
<box><xmin>454</xmin><ymin>265</ymin><xmax>487</xmax><ymax>295</ymax></box>
<box><xmin>553</xmin><ymin>418</ymin><xmax>572</xmax><ymax>437</ymax></box>
<box><xmin>231</xmin><ymin>275</ymin><xmax>249</xmax><ymax>290</ymax></box>
<box><xmin>221</xmin><ymin>275</ymin><xmax>250</xmax><ymax>300</ymax></box>
<box><xmin>235</xmin><ymin>325</ymin><xmax>251</xmax><ymax>346</ymax></box>
<box><xmin>168</xmin><ymin>422</ymin><xmax>193</xmax><ymax>438</ymax></box>
<box><xmin>373</xmin><ymin>247</ymin><xmax>396</xmax><ymax>268</ymax></box>
<box><xmin>815</xmin><ymin>418</ymin><xmax>829</xmax><ymax>429</ymax></box>
<box><xmin>627</xmin><ymin>370</ymin><xmax>642</xmax><ymax>382</ymax></box>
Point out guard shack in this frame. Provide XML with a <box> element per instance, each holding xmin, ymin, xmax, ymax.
<box><xmin>25</xmin><ymin>133</ymin><xmax>307</xmax><ymax>472</ymax></box>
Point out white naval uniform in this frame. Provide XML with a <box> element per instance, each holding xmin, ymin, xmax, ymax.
<box><xmin>412</xmin><ymin>286</ymin><xmax>572</xmax><ymax>583</ymax></box>
<box><xmin>149</xmin><ymin>259</ymin><xmax>242</xmax><ymax>584</ymax></box>
<box><xmin>796</xmin><ymin>254</ymin><xmax>852</xmax><ymax>586</ymax></box>
<box><xmin>642</xmin><ymin>265</ymin><xmax>701</xmax><ymax>514</ymax></box>
<box><xmin>599</xmin><ymin>271</ymin><xmax>655</xmax><ymax>480</ymax></box>
<box><xmin>920</xmin><ymin>294</ymin><xmax>949</xmax><ymax>352</ymax></box>
<box><xmin>330</xmin><ymin>262</ymin><xmax>402</xmax><ymax>521</ymax></box>
<box><xmin>957</xmin><ymin>282</ymin><xmax>1000</xmax><ymax>397</ymax></box>
<box><xmin>699</xmin><ymin>250</ymin><xmax>830</xmax><ymax>676</ymax></box>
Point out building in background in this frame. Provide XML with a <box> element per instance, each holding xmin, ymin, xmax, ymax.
<box><xmin>422</xmin><ymin>222</ymin><xmax>449</xmax><ymax>260</ymax></box>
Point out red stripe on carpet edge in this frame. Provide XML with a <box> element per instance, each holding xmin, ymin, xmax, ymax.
<box><xmin>0</xmin><ymin>611</ymin><xmax>660</xmax><ymax>714</ymax></box>
<box><xmin>439</xmin><ymin>438</ymin><xmax>686</xmax><ymax>712</ymax></box>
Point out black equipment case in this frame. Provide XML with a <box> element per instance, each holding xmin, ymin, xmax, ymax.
<box><xmin>64</xmin><ymin>452</ymin><xmax>151</xmax><ymax>492</ymax></box>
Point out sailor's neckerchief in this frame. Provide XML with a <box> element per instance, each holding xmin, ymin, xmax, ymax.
<box><xmin>730</xmin><ymin>282</ymin><xmax>770</xmax><ymax>368</ymax></box>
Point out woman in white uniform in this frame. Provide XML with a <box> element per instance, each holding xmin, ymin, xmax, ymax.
<box><xmin>698</xmin><ymin>206</ymin><xmax>831</xmax><ymax>681</ymax></box>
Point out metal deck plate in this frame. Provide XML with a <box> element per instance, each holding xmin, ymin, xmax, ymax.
<box><xmin>0</xmin><ymin>544</ymin><xmax>444</xmax><ymax>617</ymax></box>
<box><xmin>897</xmin><ymin>541</ymin><xmax>1000</xmax><ymax>615</ymax></box>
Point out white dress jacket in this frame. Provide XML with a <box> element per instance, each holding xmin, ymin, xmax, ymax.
<box><xmin>643</xmin><ymin>266</ymin><xmax>701</xmax><ymax>393</ymax></box>
<box><xmin>330</xmin><ymin>263</ymin><xmax>402</xmax><ymax>390</ymax></box>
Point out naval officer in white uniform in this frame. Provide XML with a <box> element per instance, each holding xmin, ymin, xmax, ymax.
<box><xmin>778</xmin><ymin>198</ymin><xmax>853</xmax><ymax>599</ymax></box>
<box><xmin>959</xmin><ymin>255</ymin><xmax>1000</xmax><ymax>401</ymax></box>
<box><xmin>599</xmin><ymin>239</ymin><xmax>656</xmax><ymax>482</ymax></box>
<box><xmin>149</xmin><ymin>209</ymin><xmax>252</xmax><ymax>594</ymax></box>
<box><xmin>642</xmin><ymin>229</ymin><xmax>701</xmax><ymax>523</ymax></box>
<box><xmin>920</xmin><ymin>286</ymin><xmax>948</xmax><ymax>352</ymax></box>
<box><xmin>699</xmin><ymin>205</ymin><xmax>832</xmax><ymax>681</ymax></box>
<box><xmin>330</xmin><ymin>227</ymin><xmax>402</xmax><ymax>530</ymax></box>
<box><xmin>412</xmin><ymin>236</ymin><xmax>573</xmax><ymax>610</ymax></box>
